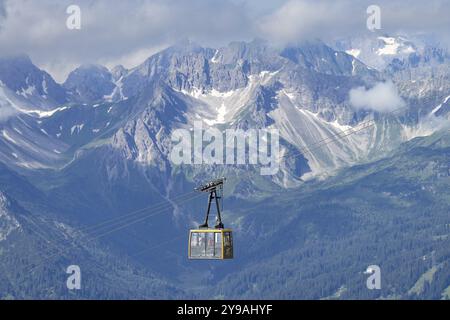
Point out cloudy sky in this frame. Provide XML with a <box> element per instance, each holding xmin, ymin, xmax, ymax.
<box><xmin>0</xmin><ymin>0</ymin><xmax>449</xmax><ymax>82</ymax></box>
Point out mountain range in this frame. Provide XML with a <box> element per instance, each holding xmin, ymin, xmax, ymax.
<box><xmin>0</xmin><ymin>33</ymin><xmax>449</xmax><ymax>299</ymax></box>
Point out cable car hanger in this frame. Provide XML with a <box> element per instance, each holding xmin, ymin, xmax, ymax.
<box><xmin>195</xmin><ymin>177</ymin><xmax>226</xmax><ymax>229</ymax></box>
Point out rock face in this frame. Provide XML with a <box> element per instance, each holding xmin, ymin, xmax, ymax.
<box><xmin>0</xmin><ymin>54</ymin><xmax>67</xmax><ymax>107</ymax></box>
<box><xmin>64</xmin><ymin>64</ymin><xmax>116</xmax><ymax>103</ymax></box>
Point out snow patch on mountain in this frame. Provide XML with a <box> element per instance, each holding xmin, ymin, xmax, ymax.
<box><xmin>21</xmin><ymin>106</ymin><xmax>70</xmax><ymax>118</ymax></box>
<box><xmin>211</xmin><ymin>50</ymin><xmax>220</xmax><ymax>64</ymax></box>
<box><xmin>345</xmin><ymin>49</ymin><xmax>361</xmax><ymax>58</ymax></box>
<box><xmin>376</xmin><ymin>37</ymin><xmax>415</xmax><ymax>56</ymax></box>
<box><xmin>71</xmin><ymin>124</ymin><xmax>85</xmax><ymax>135</ymax></box>
<box><xmin>335</xmin><ymin>34</ymin><xmax>419</xmax><ymax>71</ymax></box>
<box><xmin>2</xmin><ymin>130</ymin><xmax>17</xmax><ymax>144</ymax></box>
<box><xmin>432</xmin><ymin>95</ymin><xmax>450</xmax><ymax>115</ymax></box>
<box><xmin>178</xmin><ymin>70</ymin><xmax>279</xmax><ymax>126</ymax></box>
<box><xmin>17</xmin><ymin>85</ymin><xmax>37</xmax><ymax>98</ymax></box>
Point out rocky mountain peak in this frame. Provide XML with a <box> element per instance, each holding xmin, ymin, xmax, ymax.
<box><xmin>64</xmin><ymin>64</ymin><xmax>115</xmax><ymax>103</ymax></box>
<box><xmin>0</xmin><ymin>54</ymin><xmax>67</xmax><ymax>105</ymax></box>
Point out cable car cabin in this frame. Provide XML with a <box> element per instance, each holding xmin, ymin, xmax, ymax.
<box><xmin>189</xmin><ymin>229</ymin><xmax>233</xmax><ymax>260</ymax></box>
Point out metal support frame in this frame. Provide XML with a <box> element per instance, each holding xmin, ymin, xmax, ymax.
<box><xmin>196</xmin><ymin>178</ymin><xmax>225</xmax><ymax>229</ymax></box>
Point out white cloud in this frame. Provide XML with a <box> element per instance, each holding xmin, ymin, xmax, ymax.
<box><xmin>258</xmin><ymin>0</ymin><xmax>360</xmax><ymax>44</ymax></box>
<box><xmin>349</xmin><ymin>81</ymin><xmax>405</xmax><ymax>112</ymax></box>
<box><xmin>258</xmin><ymin>0</ymin><xmax>450</xmax><ymax>45</ymax></box>
<box><xmin>0</xmin><ymin>0</ymin><xmax>449</xmax><ymax>81</ymax></box>
<box><xmin>0</xmin><ymin>0</ymin><xmax>254</xmax><ymax>82</ymax></box>
<box><xmin>0</xmin><ymin>103</ymin><xmax>17</xmax><ymax>122</ymax></box>
<box><xmin>0</xmin><ymin>83</ymin><xmax>18</xmax><ymax>122</ymax></box>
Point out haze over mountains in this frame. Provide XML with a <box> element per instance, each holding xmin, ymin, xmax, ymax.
<box><xmin>0</xmin><ymin>33</ymin><xmax>449</xmax><ymax>299</ymax></box>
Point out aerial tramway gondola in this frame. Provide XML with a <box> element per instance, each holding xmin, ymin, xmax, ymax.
<box><xmin>188</xmin><ymin>178</ymin><xmax>233</xmax><ymax>260</ymax></box>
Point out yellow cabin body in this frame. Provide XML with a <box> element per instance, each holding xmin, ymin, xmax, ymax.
<box><xmin>188</xmin><ymin>229</ymin><xmax>233</xmax><ymax>260</ymax></box>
